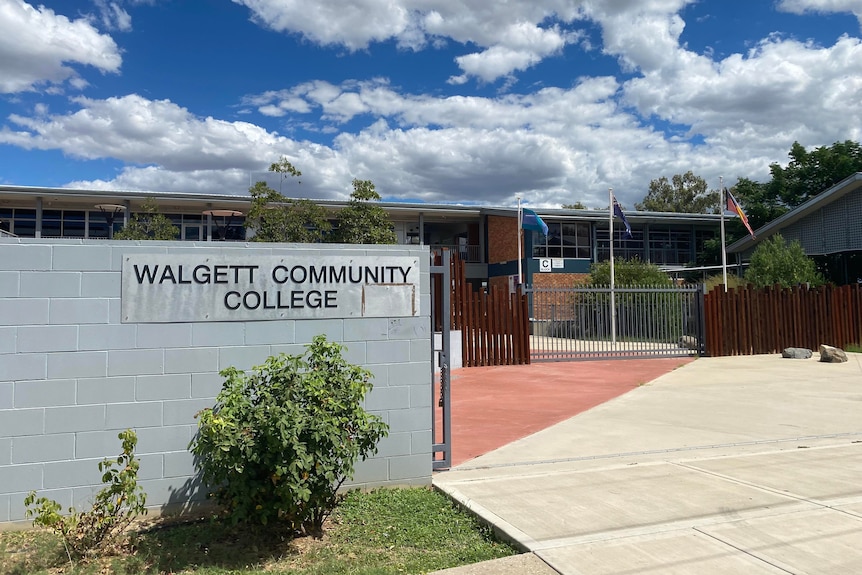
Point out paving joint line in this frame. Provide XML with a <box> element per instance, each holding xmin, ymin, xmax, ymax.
<box><xmin>692</xmin><ymin>527</ymin><xmax>797</xmax><ymax>574</ymax></box>
<box><xmin>450</xmin><ymin>432</ymin><xmax>862</xmax><ymax>472</ymax></box>
<box><xmin>670</xmin><ymin>444</ymin><xmax>862</xmax><ymax>511</ymax></box>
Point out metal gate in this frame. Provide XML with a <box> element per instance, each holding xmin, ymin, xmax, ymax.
<box><xmin>431</xmin><ymin>250</ymin><xmax>451</xmax><ymax>469</ymax></box>
<box><xmin>526</xmin><ymin>284</ymin><xmax>705</xmax><ymax>361</ymax></box>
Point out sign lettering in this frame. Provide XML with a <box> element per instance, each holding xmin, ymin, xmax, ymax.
<box><xmin>122</xmin><ymin>255</ymin><xmax>420</xmax><ymax>323</ymax></box>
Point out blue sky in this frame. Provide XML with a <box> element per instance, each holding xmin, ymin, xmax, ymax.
<box><xmin>2</xmin><ymin>0</ymin><xmax>862</xmax><ymax>209</ymax></box>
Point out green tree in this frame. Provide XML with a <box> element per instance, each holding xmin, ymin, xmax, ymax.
<box><xmin>562</xmin><ymin>201</ymin><xmax>587</xmax><ymax>209</ymax></box>
<box><xmin>734</xmin><ymin>140</ymin><xmax>862</xmax><ymax>231</ymax></box>
<box><xmin>731</xmin><ymin>177</ymin><xmax>787</xmax><ymax>232</ymax></box>
<box><xmin>245</xmin><ymin>182</ymin><xmax>331</xmax><ymax>243</ymax></box>
<box><xmin>113</xmin><ymin>198</ymin><xmax>179</xmax><ymax>240</ymax></box>
<box><xmin>332</xmin><ymin>179</ymin><xmax>396</xmax><ymax>244</ymax></box>
<box><xmin>269</xmin><ymin>157</ymin><xmax>302</xmax><ymax>183</ymax></box>
<box><xmin>767</xmin><ymin>140</ymin><xmax>862</xmax><ymax>208</ymax></box>
<box><xmin>588</xmin><ymin>257</ymin><xmax>673</xmax><ymax>286</ymax></box>
<box><xmin>744</xmin><ymin>234</ymin><xmax>824</xmax><ymax>288</ymax></box>
<box><xmin>635</xmin><ymin>171</ymin><xmax>720</xmax><ymax>213</ymax></box>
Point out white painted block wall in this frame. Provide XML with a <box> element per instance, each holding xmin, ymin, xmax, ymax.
<box><xmin>0</xmin><ymin>239</ymin><xmax>433</xmax><ymax>524</ymax></box>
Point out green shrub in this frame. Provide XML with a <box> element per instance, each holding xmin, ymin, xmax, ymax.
<box><xmin>572</xmin><ymin>257</ymin><xmax>685</xmax><ymax>342</ymax></box>
<box><xmin>189</xmin><ymin>335</ymin><xmax>389</xmax><ymax>533</ymax></box>
<box><xmin>588</xmin><ymin>257</ymin><xmax>673</xmax><ymax>287</ymax></box>
<box><xmin>704</xmin><ymin>273</ymin><xmax>746</xmax><ymax>293</ymax></box>
<box><xmin>745</xmin><ymin>234</ymin><xmax>825</xmax><ymax>288</ymax></box>
<box><xmin>24</xmin><ymin>429</ymin><xmax>147</xmax><ymax>561</ymax></box>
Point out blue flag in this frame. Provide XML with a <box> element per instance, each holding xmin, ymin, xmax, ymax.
<box><xmin>612</xmin><ymin>196</ymin><xmax>633</xmax><ymax>239</ymax></box>
<box><xmin>521</xmin><ymin>208</ymin><xmax>548</xmax><ymax>236</ymax></box>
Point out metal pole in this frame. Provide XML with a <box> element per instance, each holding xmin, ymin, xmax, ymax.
<box><xmin>517</xmin><ymin>196</ymin><xmax>523</xmax><ymax>285</ymax></box>
<box><xmin>609</xmin><ymin>188</ymin><xmax>616</xmax><ymax>344</ymax></box>
<box><xmin>720</xmin><ymin>176</ymin><xmax>728</xmax><ymax>292</ymax></box>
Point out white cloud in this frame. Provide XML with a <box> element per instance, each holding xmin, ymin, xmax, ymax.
<box><xmin>778</xmin><ymin>0</ymin><xmax>862</xmax><ymax>26</ymax></box>
<box><xmin>0</xmin><ymin>84</ymin><xmax>700</xmax><ymax>208</ymax></box>
<box><xmin>232</xmin><ymin>0</ymin><xmax>587</xmax><ymax>83</ymax></box>
<box><xmin>622</xmin><ymin>34</ymin><xmax>862</xmax><ymax>155</ymax></box>
<box><xmin>0</xmin><ymin>0</ymin><xmax>122</xmax><ymax>93</ymax></box>
<box><xmin>232</xmin><ymin>0</ymin><xmax>414</xmax><ymax>50</ymax></box>
<box><xmin>6</xmin><ymin>1</ymin><xmax>862</xmax><ymax>210</ymax></box>
<box><xmin>0</xmin><ymin>94</ymin><xmax>289</xmax><ymax>170</ymax></box>
<box><xmin>93</xmin><ymin>0</ymin><xmax>132</xmax><ymax>32</ymax></box>
<box><xmin>452</xmin><ymin>23</ymin><xmax>573</xmax><ymax>83</ymax></box>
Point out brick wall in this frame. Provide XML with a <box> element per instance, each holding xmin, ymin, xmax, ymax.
<box><xmin>532</xmin><ymin>273</ymin><xmax>590</xmax><ymax>288</ymax></box>
<box><xmin>531</xmin><ymin>273</ymin><xmax>591</xmax><ymax>320</ymax></box>
<box><xmin>488</xmin><ymin>276</ymin><xmax>509</xmax><ymax>290</ymax></box>
<box><xmin>487</xmin><ymin>215</ymin><xmax>520</xmax><ymax>264</ymax></box>
<box><xmin>0</xmin><ymin>240</ymin><xmax>432</xmax><ymax>524</ymax></box>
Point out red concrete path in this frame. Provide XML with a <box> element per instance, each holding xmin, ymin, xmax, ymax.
<box><xmin>436</xmin><ymin>357</ymin><xmax>695</xmax><ymax>468</ymax></box>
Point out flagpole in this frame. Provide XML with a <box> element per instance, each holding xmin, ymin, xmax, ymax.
<box><xmin>609</xmin><ymin>188</ymin><xmax>616</xmax><ymax>344</ymax></box>
<box><xmin>719</xmin><ymin>176</ymin><xmax>728</xmax><ymax>292</ymax></box>
<box><xmin>517</xmin><ymin>196</ymin><xmax>523</xmax><ymax>285</ymax></box>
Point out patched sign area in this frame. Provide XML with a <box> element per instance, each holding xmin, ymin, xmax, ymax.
<box><xmin>122</xmin><ymin>254</ymin><xmax>421</xmax><ymax>323</ymax></box>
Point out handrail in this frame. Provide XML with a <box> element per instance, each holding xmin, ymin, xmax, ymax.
<box><xmin>431</xmin><ymin>244</ymin><xmax>481</xmax><ymax>263</ymax></box>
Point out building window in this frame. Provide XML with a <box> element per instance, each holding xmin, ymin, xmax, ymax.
<box><xmin>63</xmin><ymin>211</ymin><xmax>86</xmax><ymax>238</ymax></box>
<box><xmin>694</xmin><ymin>229</ymin><xmax>716</xmax><ymax>259</ymax></box>
<box><xmin>596</xmin><ymin>229</ymin><xmax>644</xmax><ymax>261</ymax></box>
<box><xmin>533</xmin><ymin>222</ymin><xmax>591</xmax><ymax>259</ymax></box>
<box><xmin>648</xmin><ymin>228</ymin><xmax>692</xmax><ymax>265</ymax></box>
<box><xmin>11</xmin><ymin>209</ymin><xmax>36</xmax><ymax>237</ymax></box>
<box><xmin>39</xmin><ymin>210</ymin><xmax>86</xmax><ymax>238</ymax></box>
<box><xmin>0</xmin><ymin>209</ymin><xmax>12</xmax><ymax>235</ymax></box>
<box><xmin>41</xmin><ymin>210</ymin><xmax>62</xmax><ymax>237</ymax></box>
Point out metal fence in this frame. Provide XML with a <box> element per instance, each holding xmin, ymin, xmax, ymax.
<box><xmin>526</xmin><ymin>284</ymin><xmax>705</xmax><ymax>361</ymax></box>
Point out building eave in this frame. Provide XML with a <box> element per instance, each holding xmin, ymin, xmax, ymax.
<box><xmin>726</xmin><ymin>172</ymin><xmax>862</xmax><ymax>254</ymax></box>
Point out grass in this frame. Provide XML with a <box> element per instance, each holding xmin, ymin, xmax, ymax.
<box><xmin>0</xmin><ymin>487</ymin><xmax>517</xmax><ymax>575</ymax></box>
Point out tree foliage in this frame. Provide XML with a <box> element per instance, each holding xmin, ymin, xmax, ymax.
<box><xmin>635</xmin><ymin>171</ymin><xmax>719</xmax><ymax>213</ymax></box>
<box><xmin>113</xmin><ymin>198</ymin><xmax>179</xmax><ymax>240</ymax></box>
<box><xmin>269</xmin><ymin>157</ymin><xmax>302</xmax><ymax>183</ymax></box>
<box><xmin>744</xmin><ymin>234</ymin><xmax>824</xmax><ymax>288</ymax></box>
<box><xmin>588</xmin><ymin>257</ymin><xmax>673</xmax><ymax>286</ymax></box>
<box><xmin>332</xmin><ymin>179</ymin><xmax>396</xmax><ymax>244</ymax></box>
<box><xmin>245</xmin><ymin>182</ymin><xmax>331</xmax><ymax>243</ymax></box>
<box><xmin>244</xmin><ymin>159</ymin><xmax>331</xmax><ymax>243</ymax></box>
<box><xmin>767</xmin><ymin>140</ymin><xmax>862</xmax><ymax>207</ymax></box>
<box><xmin>562</xmin><ymin>201</ymin><xmax>587</xmax><ymax>209</ymax></box>
<box><xmin>733</xmin><ymin>140</ymin><xmax>862</xmax><ymax>232</ymax></box>
<box><xmin>189</xmin><ymin>336</ymin><xmax>389</xmax><ymax>534</ymax></box>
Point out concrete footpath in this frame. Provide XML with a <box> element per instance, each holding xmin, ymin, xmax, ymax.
<box><xmin>431</xmin><ymin>353</ymin><xmax>862</xmax><ymax>574</ymax></box>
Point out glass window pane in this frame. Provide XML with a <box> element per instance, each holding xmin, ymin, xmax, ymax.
<box><xmin>183</xmin><ymin>224</ymin><xmax>201</xmax><ymax>241</ymax></box>
<box><xmin>62</xmin><ymin>211</ymin><xmax>86</xmax><ymax>237</ymax></box>
<box><xmin>0</xmin><ymin>209</ymin><xmax>11</xmax><ymax>234</ymax></box>
<box><xmin>11</xmin><ymin>209</ymin><xmax>35</xmax><ymax>237</ymax></box>
<box><xmin>532</xmin><ymin>230</ymin><xmax>546</xmax><ymax>257</ymax></box>
<box><xmin>89</xmin><ymin>220</ymin><xmax>109</xmax><ymax>238</ymax></box>
<box><xmin>546</xmin><ymin>223</ymin><xmax>562</xmax><ymax>246</ymax></box>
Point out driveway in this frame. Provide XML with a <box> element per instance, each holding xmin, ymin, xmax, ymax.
<box><xmin>433</xmin><ymin>354</ymin><xmax>862</xmax><ymax>574</ymax></box>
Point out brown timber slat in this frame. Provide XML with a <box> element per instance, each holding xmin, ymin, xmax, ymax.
<box><xmin>702</xmin><ymin>284</ymin><xmax>862</xmax><ymax>357</ymax></box>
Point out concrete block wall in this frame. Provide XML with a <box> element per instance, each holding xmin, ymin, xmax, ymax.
<box><xmin>0</xmin><ymin>239</ymin><xmax>432</xmax><ymax>524</ymax></box>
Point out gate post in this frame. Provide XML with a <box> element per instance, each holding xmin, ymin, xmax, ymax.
<box><xmin>431</xmin><ymin>249</ymin><xmax>451</xmax><ymax>470</ymax></box>
<box><xmin>696</xmin><ymin>283</ymin><xmax>707</xmax><ymax>357</ymax></box>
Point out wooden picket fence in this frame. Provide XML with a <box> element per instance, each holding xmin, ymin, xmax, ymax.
<box><xmin>704</xmin><ymin>283</ymin><xmax>862</xmax><ymax>356</ymax></box>
<box><xmin>432</xmin><ymin>251</ymin><xmax>530</xmax><ymax>367</ymax></box>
